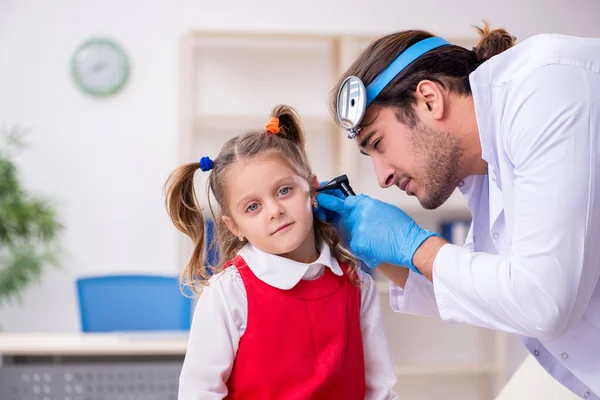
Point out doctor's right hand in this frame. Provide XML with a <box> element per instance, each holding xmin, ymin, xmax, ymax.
<box><xmin>316</xmin><ymin>193</ymin><xmax>440</xmax><ymax>273</ymax></box>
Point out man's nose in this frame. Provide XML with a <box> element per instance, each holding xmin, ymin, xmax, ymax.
<box><xmin>373</xmin><ymin>157</ymin><xmax>396</xmax><ymax>188</ymax></box>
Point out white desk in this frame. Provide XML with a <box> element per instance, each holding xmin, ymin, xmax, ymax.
<box><xmin>0</xmin><ymin>332</ymin><xmax>189</xmax><ymax>400</ymax></box>
<box><xmin>1</xmin><ymin>333</ymin><xmax>584</xmax><ymax>400</ymax></box>
<box><xmin>0</xmin><ymin>332</ymin><xmax>189</xmax><ymax>357</ymax></box>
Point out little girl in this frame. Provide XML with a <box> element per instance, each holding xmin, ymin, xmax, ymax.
<box><xmin>164</xmin><ymin>105</ymin><xmax>398</xmax><ymax>399</ymax></box>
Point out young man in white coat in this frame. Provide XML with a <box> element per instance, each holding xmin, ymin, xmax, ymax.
<box><xmin>317</xmin><ymin>23</ymin><xmax>600</xmax><ymax>398</ymax></box>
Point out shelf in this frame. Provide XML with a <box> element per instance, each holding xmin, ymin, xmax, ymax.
<box><xmin>194</xmin><ymin>114</ymin><xmax>336</xmax><ymax>132</ymax></box>
<box><xmin>395</xmin><ymin>363</ymin><xmax>498</xmax><ymax>377</ymax></box>
<box><xmin>189</xmin><ymin>32</ymin><xmax>337</xmax><ymax>51</ymax></box>
<box><xmin>187</xmin><ymin>38</ymin><xmax>336</xmax><ymax>118</ymax></box>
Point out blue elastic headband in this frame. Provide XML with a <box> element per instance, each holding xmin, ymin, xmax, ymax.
<box><xmin>365</xmin><ymin>37</ymin><xmax>451</xmax><ymax>106</ymax></box>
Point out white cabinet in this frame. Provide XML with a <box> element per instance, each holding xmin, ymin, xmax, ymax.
<box><xmin>178</xmin><ymin>32</ymin><xmax>341</xmax><ymax>201</ymax></box>
<box><xmin>178</xmin><ymin>30</ymin><xmax>510</xmax><ymax>399</ymax></box>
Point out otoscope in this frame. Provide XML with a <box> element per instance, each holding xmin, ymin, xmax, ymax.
<box><xmin>315</xmin><ymin>174</ymin><xmax>356</xmax><ymax>197</ymax></box>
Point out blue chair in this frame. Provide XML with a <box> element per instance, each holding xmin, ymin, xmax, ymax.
<box><xmin>204</xmin><ymin>218</ymin><xmax>219</xmax><ymax>276</ymax></box>
<box><xmin>440</xmin><ymin>219</ymin><xmax>472</xmax><ymax>245</ymax></box>
<box><xmin>76</xmin><ymin>275</ymin><xmax>192</xmax><ymax>333</ymax></box>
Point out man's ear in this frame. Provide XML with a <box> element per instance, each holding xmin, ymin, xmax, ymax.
<box><xmin>222</xmin><ymin>215</ymin><xmax>241</xmax><ymax>237</ymax></box>
<box><xmin>415</xmin><ymin>79</ymin><xmax>445</xmax><ymax>121</ymax></box>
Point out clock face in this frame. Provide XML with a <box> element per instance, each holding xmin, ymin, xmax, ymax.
<box><xmin>71</xmin><ymin>38</ymin><xmax>130</xmax><ymax>97</ymax></box>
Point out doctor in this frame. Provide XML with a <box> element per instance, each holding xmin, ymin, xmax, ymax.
<box><xmin>317</xmin><ymin>23</ymin><xmax>600</xmax><ymax>397</ymax></box>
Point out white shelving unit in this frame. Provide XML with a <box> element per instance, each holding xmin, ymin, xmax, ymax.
<box><xmin>178</xmin><ymin>30</ymin><xmax>510</xmax><ymax>400</ymax></box>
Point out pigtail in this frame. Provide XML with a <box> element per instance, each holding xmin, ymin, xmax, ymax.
<box><xmin>271</xmin><ymin>105</ymin><xmax>306</xmax><ymax>152</ymax></box>
<box><xmin>163</xmin><ymin>163</ymin><xmax>207</xmax><ymax>293</ymax></box>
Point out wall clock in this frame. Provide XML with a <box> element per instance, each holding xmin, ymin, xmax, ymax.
<box><xmin>71</xmin><ymin>38</ymin><xmax>130</xmax><ymax>97</ymax></box>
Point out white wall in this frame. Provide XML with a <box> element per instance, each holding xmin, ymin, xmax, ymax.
<box><xmin>0</xmin><ymin>0</ymin><xmax>598</xmax><ymax>339</ymax></box>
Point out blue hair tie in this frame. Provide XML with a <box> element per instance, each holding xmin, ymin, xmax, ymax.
<box><xmin>199</xmin><ymin>156</ymin><xmax>214</xmax><ymax>172</ymax></box>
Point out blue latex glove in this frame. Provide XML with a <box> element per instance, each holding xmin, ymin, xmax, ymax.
<box><xmin>313</xmin><ymin>181</ymin><xmax>383</xmax><ymax>269</ymax></box>
<box><xmin>316</xmin><ymin>193</ymin><xmax>441</xmax><ymax>273</ymax></box>
<box><xmin>315</xmin><ymin>186</ymin><xmax>382</xmax><ymax>268</ymax></box>
<box><xmin>313</xmin><ymin>181</ymin><xmax>347</xmax><ymax>223</ymax></box>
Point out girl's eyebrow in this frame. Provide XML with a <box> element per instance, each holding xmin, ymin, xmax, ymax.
<box><xmin>235</xmin><ymin>195</ymin><xmax>253</xmax><ymax>210</ymax></box>
<box><xmin>272</xmin><ymin>175</ymin><xmax>296</xmax><ymax>186</ymax></box>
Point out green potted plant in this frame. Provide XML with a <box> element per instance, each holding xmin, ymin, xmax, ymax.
<box><xmin>0</xmin><ymin>125</ymin><xmax>63</xmax><ymax>307</ymax></box>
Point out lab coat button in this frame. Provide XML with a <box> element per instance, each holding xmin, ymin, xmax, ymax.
<box><xmin>533</xmin><ymin>350</ymin><xmax>540</xmax><ymax>356</ymax></box>
<box><xmin>584</xmin><ymin>392</ymin><xmax>591</xmax><ymax>398</ymax></box>
<box><xmin>561</xmin><ymin>352</ymin><xmax>569</xmax><ymax>360</ymax></box>
<box><xmin>493</xmin><ymin>232</ymin><xmax>500</xmax><ymax>240</ymax></box>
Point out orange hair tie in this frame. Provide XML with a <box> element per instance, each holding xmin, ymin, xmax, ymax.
<box><xmin>265</xmin><ymin>117</ymin><xmax>280</xmax><ymax>134</ymax></box>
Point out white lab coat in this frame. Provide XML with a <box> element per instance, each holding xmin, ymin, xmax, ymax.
<box><xmin>390</xmin><ymin>34</ymin><xmax>600</xmax><ymax>398</ymax></box>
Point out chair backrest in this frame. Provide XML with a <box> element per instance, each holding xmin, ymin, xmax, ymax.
<box><xmin>76</xmin><ymin>275</ymin><xmax>192</xmax><ymax>332</ymax></box>
<box><xmin>205</xmin><ymin>218</ymin><xmax>219</xmax><ymax>267</ymax></box>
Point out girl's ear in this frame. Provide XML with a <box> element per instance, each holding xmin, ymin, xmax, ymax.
<box><xmin>222</xmin><ymin>215</ymin><xmax>242</xmax><ymax>237</ymax></box>
<box><xmin>310</xmin><ymin>174</ymin><xmax>319</xmax><ymax>197</ymax></box>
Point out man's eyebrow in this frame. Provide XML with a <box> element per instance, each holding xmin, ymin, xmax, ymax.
<box><xmin>359</xmin><ymin>129</ymin><xmax>377</xmax><ymax>149</ymax></box>
<box><xmin>358</xmin><ymin>129</ymin><xmax>377</xmax><ymax>155</ymax></box>
<box><xmin>356</xmin><ymin>111</ymin><xmax>379</xmax><ymax>155</ymax></box>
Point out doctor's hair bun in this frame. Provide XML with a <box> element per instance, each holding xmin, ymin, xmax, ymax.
<box><xmin>270</xmin><ymin>104</ymin><xmax>306</xmax><ymax>152</ymax></box>
<box><xmin>473</xmin><ymin>21</ymin><xmax>516</xmax><ymax>64</ymax></box>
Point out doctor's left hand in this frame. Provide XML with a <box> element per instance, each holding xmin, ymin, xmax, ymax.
<box><xmin>316</xmin><ymin>193</ymin><xmax>441</xmax><ymax>273</ymax></box>
<box><xmin>313</xmin><ymin>181</ymin><xmax>346</xmax><ymax>224</ymax></box>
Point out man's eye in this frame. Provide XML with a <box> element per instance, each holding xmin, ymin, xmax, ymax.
<box><xmin>372</xmin><ymin>138</ymin><xmax>381</xmax><ymax>150</ymax></box>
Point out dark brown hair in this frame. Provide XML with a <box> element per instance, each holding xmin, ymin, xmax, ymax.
<box><xmin>164</xmin><ymin>105</ymin><xmax>359</xmax><ymax>293</ymax></box>
<box><xmin>330</xmin><ymin>21</ymin><xmax>516</xmax><ymax>128</ymax></box>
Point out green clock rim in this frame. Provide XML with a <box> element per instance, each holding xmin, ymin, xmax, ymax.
<box><xmin>71</xmin><ymin>37</ymin><xmax>130</xmax><ymax>97</ymax></box>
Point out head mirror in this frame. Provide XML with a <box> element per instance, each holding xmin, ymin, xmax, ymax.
<box><xmin>336</xmin><ymin>76</ymin><xmax>366</xmax><ymax>139</ymax></box>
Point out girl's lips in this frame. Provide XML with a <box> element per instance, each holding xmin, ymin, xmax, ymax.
<box><xmin>273</xmin><ymin>222</ymin><xmax>294</xmax><ymax>234</ymax></box>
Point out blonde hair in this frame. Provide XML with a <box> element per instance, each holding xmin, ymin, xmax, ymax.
<box><xmin>164</xmin><ymin>105</ymin><xmax>359</xmax><ymax>294</ymax></box>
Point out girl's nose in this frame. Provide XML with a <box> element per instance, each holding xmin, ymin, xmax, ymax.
<box><xmin>266</xmin><ymin>200</ymin><xmax>285</xmax><ymax>219</ymax></box>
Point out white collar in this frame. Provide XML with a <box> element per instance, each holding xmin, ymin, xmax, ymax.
<box><xmin>468</xmin><ymin>66</ymin><xmax>498</xmax><ymax>170</ymax></box>
<box><xmin>237</xmin><ymin>240</ymin><xmax>343</xmax><ymax>290</ymax></box>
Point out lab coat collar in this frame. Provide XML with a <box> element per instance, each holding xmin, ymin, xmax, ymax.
<box><xmin>469</xmin><ymin>65</ymin><xmax>504</xmax><ymax>192</ymax></box>
<box><xmin>237</xmin><ymin>240</ymin><xmax>343</xmax><ymax>290</ymax></box>
<box><xmin>469</xmin><ymin>64</ymin><xmax>495</xmax><ymax>168</ymax></box>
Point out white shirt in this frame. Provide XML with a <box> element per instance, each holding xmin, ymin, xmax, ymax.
<box><xmin>390</xmin><ymin>34</ymin><xmax>600</xmax><ymax>398</ymax></box>
<box><xmin>179</xmin><ymin>241</ymin><xmax>399</xmax><ymax>400</ymax></box>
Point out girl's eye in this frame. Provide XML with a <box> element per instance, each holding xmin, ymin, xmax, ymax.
<box><xmin>279</xmin><ymin>187</ymin><xmax>291</xmax><ymax>196</ymax></box>
<box><xmin>246</xmin><ymin>203</ymin><xmax>259</xmax><ymax>212</ymax></box>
